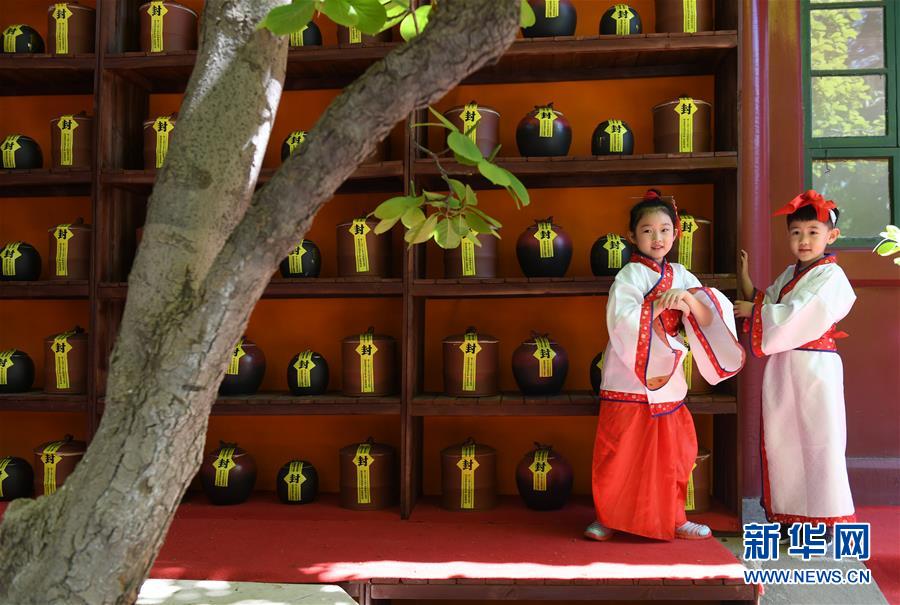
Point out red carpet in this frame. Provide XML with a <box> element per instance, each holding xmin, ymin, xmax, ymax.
<box><xmin>857</xmin><ymin>506</ymin><xmax>900</xmax><ymax>605</ymax></box>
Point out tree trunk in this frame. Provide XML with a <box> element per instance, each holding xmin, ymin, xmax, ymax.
<box><xmin>0</xmin><ymin>1</ymin><xmax>520</xmax><ymax>603</ymax></box>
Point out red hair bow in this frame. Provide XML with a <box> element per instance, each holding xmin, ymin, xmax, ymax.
<box><xmin>773</xmin><ymin>189</ymin><xmax>837</xmax><ymax>224</ymax></box>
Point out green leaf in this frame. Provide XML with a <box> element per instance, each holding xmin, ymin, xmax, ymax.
<box><xmin>520</xmin><ymin>0</ymin><xmax>536</xmax><ymax>28</ymax></box>
<box><xmin>447</xmin><ymin>178</ymin><xmax>467</xmax><ymax>202</ymax></box>
<box><xmin>406</xmin><ymin>213</ymin><xmax>439</xmax><ymax>245</ymax></box>
<box><xmin>423</xmin><ymin>190</ymin><xmax>446</xmax><ymax>201</ymax></box>
<box><xmin>894</xmin><ymin>257</ymin><xmax>900</xmax><ymax>266</ymax></box>
<box><xmin>320</xmin><ymin>0</ymin><xmax>355</xmax><ymax>26</ymax></box>
<box><xmin>448</xmin><ymin>132</ymin><xmax>484</xmax><ymax>164</ymax></box>
<box><xmin>434</xmin><ymin>218</ymin><xmax>462</xmax><ymax>249</ymax></box>
<box><xmin>429</xmin><ymin>106</ymin><xmax>459</xmax><ymax>132</ymax></box>
<box><xmin>401</xmin><ymin>206</ymin><xmax>426</xmax><ymax>229</ymax></box>
<box><xmin>450</xmin><ymin>215</ymin><xmax>469</xmax><ymax>236</ymax></box>
<box><xmin>873</xmin><ymin>239</ymin><xmax>900</xmax><ymax>256</ymax></box>
<box><xmin>259</xmin><ymin>1</ymin><xmax>316</xmax><ymax>35</ymax></box>
<box><xmin>400</xmin><ymin>5</ymin><xmax>431</xmax><ymax>41</ymax></box>
<box><xmin>465</xmin><ymin>184</ymin><xmax>477</xmax><ymax>207</ymax></box>
<box><xmin>447</xmin><ymin>196</ymin><xmax>461</xmax><ymax>209</ymax></box>
<box><xmin>464</xmin><ymin>211</ymin><xmax>493</xmax><ymax>234</ymax></box>
<box><xmin>506</xmin><ymin>171</ymin><xmax>530</xmax><ymax>207</ymax></box>
<box><xmin>374</xmin><ymin>195</ymin><xmax>418</xmax><ymax>220</ymax></box>
<box><xmin>477</xmin><ymin>160</ymin><xmax>511</xmax><ymax>187</ymax></box>
<box><xmin>350</xmin><ymin>0</ymin><xmax>388</xmax><ymax>33</ymax></box>
<box><xmin>487</xmin><ymin>143</ymin><xmax>502</xmax><ymax>163</ymax></box>
<box><xmin>882</xmin><ymin>224</ymin><xmax>900</xmax><ymax>241</ymax></box>
<box><xmin>374</xmin><ymin>216</ymin><xmax>399</xmax><ymax>234</ymax></box>
<box><xmin>469</xmin><ymin>206</ymin><xmax>502</xmax><ymax>228</ymax></box>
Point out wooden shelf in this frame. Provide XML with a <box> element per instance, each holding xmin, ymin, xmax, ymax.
<box><xmin>412</xmin><ymin>275</ymin><xmax>736</xmax><ymax>298</ymax></box>
<box><xmin>99</xmin><ymin>278</ymin><xmax>403</xmax><ymax>300</ymax></box>
<box><xmin>0</xmin><ymin>169</ymin><xmax>93</xmax><ymax>197</ymax></box>
<box><xmin>100</xmin><ymin>162</ymin><xmax>404</xmax><ymax>193</ymax></box>
<box><xmin>0</xmin><ymin>281</ymin><xmax>89</xmax><ymax>299</ymax></box>
<box><xmin>412</xmin><ymin>391</ymin><xmax>737</xmax><ymax>416</ymax></box>
<box><xmin>101</xmin><ymin>32</ymin><xmax>736</xmax><ymax>93</ymax></box>
<box><xmin>414</xmin><ymin>153</ymin><xmax>738</xmax><ymax>189</ymax></box>
<box><xmin>97</xmin><ymin>393</ymin><xmax>400</xmax><ymax>416</ymax></box>
<box><xmin>0</xmin><ymin>392</ymin><xmax>88</xmax><ymax>413</ymax></box>
<box><xmin>0</xmin><ymin>55</ymin><xmax>95</xmax><ymax>95</ymax></box>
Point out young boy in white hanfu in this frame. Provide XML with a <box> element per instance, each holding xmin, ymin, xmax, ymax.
<box><xmin>734</xmin><ymin>190</ymin><xmax>857</xmax><ymax>544</ymax></box>
<box><xmin>585</xmin><ymin>190</ymin><xmax>745</xmax><ymax>542</ymax></box>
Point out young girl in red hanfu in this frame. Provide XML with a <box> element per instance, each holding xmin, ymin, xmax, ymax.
<box><xmin>586</xmin><ymin>190</ymin><xmax>745</xmax><ymax>542</ymax></box>
<box><xmin>734</xmin><ymin>190</ymin><xmax>856</xmax><ymax>544</ymax></box>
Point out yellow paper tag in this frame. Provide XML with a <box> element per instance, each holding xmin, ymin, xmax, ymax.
<box><xmin>3</xmin><ymin>25</ymin><xmax>23</xmax><ymax>53</ymax></box>
<box><xmin>285</xmin><ymin>460</ymin><xmax>307</xmax><ymax>501</ymax></box>
<box><xmin>0</xmin><ymin>457</ymin><xmax>10</xmax><ymax>498</ymax></box>
<box><xmin>545</xmin><ymin>0</ymin><xmax>560</xmax><ymax>18</ymax></box>
<box><xmin>51</xmin><ymin>331</ymin><xmax>75</xmax><ymax>390</ymax></box>
<box><xmin>2</xmin><ymin>135</ymin><xmax>21</xmax><ymax>168</ymax></box>
<box><xmin>678</xmin><ymin>215</ymin><xmax>698</xmax><ymax>269</ymax></box>
<box><xmin>288</xmin><ymin>240</ymin><xmax>307</xmax><ymax>274</ymax></box>
<box><xmin>461</xmin><ymin>232</ymin><xmax>477</xmax><ymax>277</ymax></box>
<box><xmin>355</xmin><ymin>443</ymin><xmax>374</xmax><ymax>503</ymax></box>
<box><xmin>683</xmin><ymin>0</ymin><xmax>697</xmax><ymax>33</ymax></box>
<box><xmin>226</xmin><ymin>338</ymin><xmax>245</xmax><ymax>376</ymax></box>
<box><xmin>41</xmin><ymin>441</ymin><xmax>65</xmax><ymax>495</ymax></box>
<box><xmin>286</xmin><ymin>130</ymin><xmax>306</xmax><ymax>156</ymax></box>
<box><xmin>0</xmin><ymin>350</ymin><xmax>14</xmax><ymax>386</ymax></box>
<box><xmin>529</xmin><ymin>448</ymin><xmax>552</xmax><ymax>491</ymax></box>
<box><xmin>457</xmin><ymin>443</ymin><xmax>479</xmax><ymax>509</ymax></box>
<box><xmin>604</xmin><ymin>119</ymin><xmax>627</xmax><ymax>153</ymax></box>
<box><xmin>356</xmin><ymin>333</ymin><xmax>378</xmax><ymax>393</ymax></box>
<box><xmin>213</xmin><ymin>447</ymin><xmax>237</xmax><ymax>487</ymax></box>
<box><xmin>53</xmin><ymin>224</ymin><xmax>73</xmax><ymax>277</ymax></box>
<box><xmin>596</xmin><ymin>352</ymin><xmax>605</xmax><ymax>371</ymax></box>
<box><xmin>534</xmin><ymin>221</ymin><xmax>557</xmax><ymax>258</ymax></box>
<box><xmin>290</xmin><ymin>24</ymin><xmax>309</xmax><ymax>47</ymax></box>
<box><xmin>294</xmin><ymin>350</ymin><xmax>315</xmax><ymax>388</ymax></box>
<box><xmin>1</xmin><ymin>242</ymin><xmax>22</xmax><ymax>276</ymax></box>
<box><xmin>149</xmin><ymin>1</ymin><xmax>169</xmax><ymax>53</ymax></box>
<box><xmin>533</xmin><ymin>336</ymin><xmax>555</xmax><ymax>378</ymax></box>
<box><xmin>350</xmin><ymin>219</ymin><xmax>371</xmax><ymax>273</ymax></box>
<box><xmin>53</xmin><ymin>4</ymin><xmax>73</xmax><ymax>54</ymax></box>
<box><xmin>349</xmin><ymin>26</ymin><xmax>363</xmax><ymax>44</ymax></box>
<box><xmin>685</xmin><ymin>462</ymin><xmax>698</xmax><ymax>510</ymax></box>
<box><xmin>153</xmin><ymin>117</ymin><xmax>173</xmax><ymax>168</ymax></box>
<box><xmin>613</xmin><ymin>4</ymin><xmax>634</xmax><ymax>35</ymax></box>
<box><xmin>604</xmin><ymin>234</ymin><xmax>626</xmax><ymax>269</ymax></box>
<box><xmin>675</xmin><ymin>97</ymin><xmax>698</xmax><ymax>153</ymax></box>
<box><xmin>57</xmin><ymin>115</ymin><xmax>79</xmax><ymax>167</ymax></box>
<box><xmin>537</xmin><ymin>107</ymin><xmax>557</xmax><ymax>138</ymax></box>
<box><xmin>681</xmin><ymin>329</ymin><xmax>693</xmax><ymax>389</ymax></box>
<box><xmin>460</xmin><ymin>331</ymin><xmax>481</xmax><ymax>392</ymax></box>
<box><xmin>461</xmin><ymin>103</ymin><xmax>481</xmax><ymax>145</ymax></box>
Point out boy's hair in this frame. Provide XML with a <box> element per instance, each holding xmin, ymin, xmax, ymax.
<box><xmin>786</xmin><ymin>203</ymin><xmax>840</xmax><ymax>229</ymax></box>
<box><xmin>629</xmin><ymin>189</ymin><xmax>678</xmax><ymax>233</ymax></box>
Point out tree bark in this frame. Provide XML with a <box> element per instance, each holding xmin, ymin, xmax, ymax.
<box><xmin>0</xmin><ymin>1</ymin><xmax>520</xmax><ymax>604</ymax></box>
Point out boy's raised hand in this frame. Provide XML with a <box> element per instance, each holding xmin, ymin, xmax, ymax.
<box><xmin>739</xmin><ymin>249</ymin><xmax>750</xmax><ymax>276</ymax></box>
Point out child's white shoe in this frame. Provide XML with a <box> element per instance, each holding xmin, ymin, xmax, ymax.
<box><xmin>675</xmin><ymin>521</ymin><xmax>712</xmax><ymax>540</ymax></box>
<box><xmin>584</xmin><ymin>521</ymin><xmax>615</xmax><ymax>541</ymax></box>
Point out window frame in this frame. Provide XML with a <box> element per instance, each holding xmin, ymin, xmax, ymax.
<box><xmin>802</xmin><ymin>0</ymin><xmax>899</xmax><ymax>247</ymax></box>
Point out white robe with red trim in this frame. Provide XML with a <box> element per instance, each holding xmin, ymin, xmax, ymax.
<box><xmin>751</xmin><ymin>256</ymin><xmax>857</xmax><ymax>525</ymax></box>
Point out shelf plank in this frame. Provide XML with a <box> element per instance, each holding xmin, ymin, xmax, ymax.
<box><xmin>96</xmin><ymin>394</ymin><xmax>400</xmax><ymax>416</ymax></box>
<box><xmin>0</xmin><ymin>281</ymin><xmax>89</xmax><ymax>299</ymax></box>
<box><xmin>0</xmin><ymin>392</ymin><xmax>88</xmax><ymax>413</ymax></box>
<box><xmin>412</xmin><ymin>391</ymin><xmax>736</xmax><ymax>416</ymax></box>
<box><xmin>412</xmin><ymin>275</ymin><xmax>736</xmax><ymax>298</ymax></box>
<box><xmin>0</xmin><ymin>169</ymin><xmax>93</xmax><ymax>197</ymax></box>
<box><xmin>101</xmin><ymin>33</ymin><xmax>736</xmax><ymax>93</ymax></box>
<box><xmin>414</xmin><ymin>154</ymin><xmax>738</xmax><ymax>189</ymax></box>
<box><xmin>99</xmin><ymin>278</ymin><xmax>403</xmax><ymax>300</ymax></box>
<box><xmin>100</xmin><ymin>162</ymin><xmax>404</xmax><ymax>193</ymax></box>
<box><xmin>0</xmin><ymin>55</ymin><xmax>95</xmax><ymax>95</ymax></box>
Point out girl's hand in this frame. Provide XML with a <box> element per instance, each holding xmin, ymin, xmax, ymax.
<box><xmin>675</xmin><ymin>299</ymin><xmax>691</xmax><ymax>316</ymax></box>
<box><xmin>658</xmin><ymin>289</ymin><xmax>689</xmax><ymax>310</ymax></box>
<box><xmin>733</xmin><ymin>300</ymin><xmax>754</xmax><ymax>319</ymax></box>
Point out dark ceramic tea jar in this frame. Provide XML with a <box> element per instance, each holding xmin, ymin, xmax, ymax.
<box><xmin>44</xmin><ymin>326</ymin><xmax>88</xmax><ymax>395</ymax></box>
<box><xmin>279</xmin><ymin>239</ymin><xmax>321</xmax><ymax>278</ymax></box>
<box><xmin>441</xmin><ymin>438</ymin><xmax>496</xmax><ymax>511</ymax></box>
<box><xmin>50</xmin><ymin>112</ymin><xmax>93</xmax><ymax>169</ymax></box>
<box><xmin>33</xmin><ymin>435</ymin><xmax>85</xmax><ymax>496</ymax></box>
<box><xmin>589</xmin><ymin>350</ymin><xmax>604</xmax><ymax>395</ymax></box>
<box><xmin>139</xmin><ymin>1</ymin><xmax>198</xmax><ymax>52</ymax></box>
<box><xmin>288</xmin><ymin>21</ymin><xmax>322</xmax><ymax>47</ymax></box>
<box><xmin>516</xmin><ymin>443</ymin><xmax>573</xmax><ymax>510</ymax></box>
<box><xmin>287</xmin><ymin>349</ymin><xmax>329</xmax><ymax>396</ymax></box>
<box><xmin>512</xmin><ymin>332</ymin><xmax>568</xmax><ymax>396</ymax></box>
<box><xmin>590</xmin><ymin>233</ymin><xmax>632</xmax><ymax>276</ymax></box>
<box><xmin>2</xmin><ymin>24</ymin><xmax>45</xmax><ymax>53</ymax></box>
<box><xmin>516</xmin><ymin>217</ymin><xmax>572</xmax><ymax>277</ymax></box>
<box><xmin>599</xmin><ymin>4</ymin><xmax>642</xmax><ymax>35</ymax></box>
<box><xmin>442</xmin><ymin>327</ymin><xmax>499</xmax><ymax>398</ymax></box>
<box><xmin>339</xmin><ymin>438</ymin><xmax>396</xmax><ymax>510</ymax></box>
<box><xmin>48</xmin><ymin>218</ymin><xmax>91</xmax><ymax>280</ymax></box>
<box><xmin>0</xmin><ymin>456</ymin><xmax>34</xmax><ymax>501</ymax></box>
<box><xmin>219</xmin><ymin>336</ymin><xmax>266</xmax><ymax>396</ymax></box>
<box><xmin>47</xmin><ymin>3</ymin><xmax>96</xmax><ymax>55</ymax></box>
<box><xmin>0</xmin><ymin>349</ymin><xmax>35</xmax><ymax>394</ymax></box>
<box><xmin>341</xmin><ymin>327</ymin><xmax>396</xmax><ymax>396</ymax></box>
<box><xmin>200</xmin><ymin>441</ymin><xmax>257</xmax><ymax>505</ymax></box>
<box><xmin>1</xmin><ymin>135</ymin><xmax>43</xmax><ymax>169</ymax></box>
<box><xmin>276</xmin><ymin>459</ymin><xmax>319</xmax><ymax>504</ymax></box>
<box><xmin>516</xmin><ymin>104</ymin><xmax>571</xmax><ymax>157</ymax></box>
<box><xmin>444</xmin><ymin>102</ymin><xmax>501</xmax><ymax>158</ymax></box>
<box><xmin>0</xmin><ymin>241</ymin><xmax>42</xmax><ymax>281</ymax></box>
<box><xmin>521</xmin><ymin>0</ymin><xmax>576</xmax><ymax>38</ymax></box>
<box><xmin>591</xmin><ymin>119</ymin><xmax>634</xmax><ymax>155</ymax></box>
